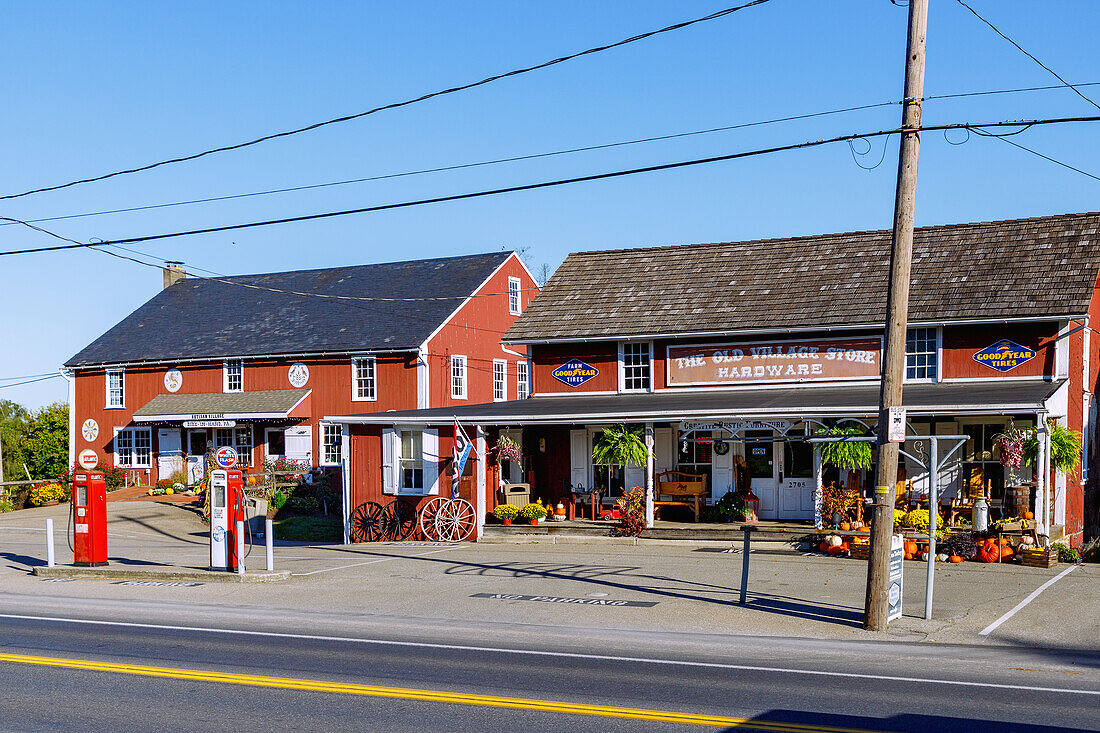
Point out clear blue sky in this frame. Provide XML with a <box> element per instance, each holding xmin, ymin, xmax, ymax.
<box><xmin>1</xmin><ymin>0</ymin><xmax>1097</xmax><ymax>409</ymax></box>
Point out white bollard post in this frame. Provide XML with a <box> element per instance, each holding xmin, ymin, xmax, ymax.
<box><xmin>45</xmin><ymin>518</ymin><xmax>55</xmax><ymax>567</ymax></box>
<box><xmin>265</xmin><ymin>519</ymin><xmax>274</xmax><ymax>572</ymax></box>
<box><xmin>236</xmin><ymin>520</ymin><xmax>245</xmax><ymax>575</ymax></box>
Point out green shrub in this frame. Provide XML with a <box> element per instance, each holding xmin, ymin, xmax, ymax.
<box><xmin>0</xmin><ymin>498</ymin><xmax>14</xmax><ymax>513</ymax></box>
<box><xmin>270</xmin><ymin>489</ymin><xmax>288</xmax><ymax>512</ymax></box>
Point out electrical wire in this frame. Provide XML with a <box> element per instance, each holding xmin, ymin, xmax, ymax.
<box><xmin>0</xmin><ymin>372</ymin><xmax>59</xmax><ymax>382</ymax></box>
<box><xmin>983</xmin><ymin>134</ymin><xmax>1100</xmax><ymax>184</ymax></box>
<box><xmin>4</xmin><ymin>80</ymin><xmax>1098</xmax><ymax>230</ymax></box>
<box><xmin>954</xmin><ymin>0</ymin><xmax>1100</xmax><ymax>112</ymax></box>
<box><xmin>0</xmin><ymin>0</ymin><xmax>775</xmax><ymax>203</ymax></box>
<box><xmin>3</xmin><ymin>114</ymin><xmax>1098</xmax><ymax>258</ymax></box>
<box><xmin>0</xmin><ymin>375</ymin><xmax>63</xmax><ymax>389</ymax></box>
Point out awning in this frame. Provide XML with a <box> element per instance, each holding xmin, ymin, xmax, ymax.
<box><xmin>133</xmin><ymin>389</ymin><xmax>311</xmax><ymax>423</ymax></box>
<box><xmin>326</xmin><ymin>380</ymin><xmax>1064</xmax><ymax>426</ymax></box>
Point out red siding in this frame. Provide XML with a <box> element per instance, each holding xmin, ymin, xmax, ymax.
<box><xmin>427</xmin><ymin>254</ymin><xmax>537</xmax><ymax>407</ymax></box>
<box><xmin>531</xmin><ymin>343</ymin><xmax>618</xmax><ymax>394</ymax></box>
<box><xmin>941</xmin><ymin>323</ymin><xmax>1056</xmax><ymax>379</ymax></box>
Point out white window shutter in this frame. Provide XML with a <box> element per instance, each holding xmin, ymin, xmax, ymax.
<box><xmin>569</xmin><ymin>429</ymin><xmax>588</xmax><ymax>489</ymax></box>
<box><xmin>654</xmin><ymin>428</ymin><xmax>675</xmax><ymax>474</ymax></box>
<box><xmin>422</xmin><ymin>429</ymin><xmax>440</xmax><ymax>496</ymax></box>
<box><xmin>382</xmin><ymin>428</ymin><xmax>396</xmax><ymax>495</ymax></box>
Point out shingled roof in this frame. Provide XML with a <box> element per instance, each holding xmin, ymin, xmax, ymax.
<box><xmin>504</xmin><ymin>213</ymin><xmax>1100</xmax><ymax>342</ymax></box>
<box><xmin>67</xmin><ymin>252</ymin><xmax>512</xmax><ymax>367</ymax></box>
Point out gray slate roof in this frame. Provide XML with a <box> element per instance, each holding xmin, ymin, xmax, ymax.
<box><xmin>66</xmin><ymin>252</ymin><xmax>512</xmax><ymax>367</ymax></box>
<box><xmin>505</xmin><ymin>213</ymin><xmax>1100</xmax><ymax>342</ymax></box>
<box><xmin>330</xmin><ymin>380</ymin><xmax>1063</xmax><ymax>425</ymax></box>
<box><xmin>133</xmin><ymin>389</ymin><xmax>310</xmax><ymax>420</ymax></box>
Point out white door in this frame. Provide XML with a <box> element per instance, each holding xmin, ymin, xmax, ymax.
<box><xmin>745</xmin><ymin>430</ymin><xmax>779</xmax><ymax>519</ymax></box>
<box><xmin>265</xmin><ymin>428</ymin><xmax>286</xmax><ymax>462</ymax></box>
<box><xmin>285</xmin><ymin>425</ymin><xmax>312</xmax><ymax>466</ymax></box>
<box><xmin>157</xmin><ymin>428</ymin><xmax>183</xmax><ymax>481</ymax></box>
<box><xmin>779</xmin><ymin>439</ymin><xmax>815</xmax><ymax>520</ymax></box>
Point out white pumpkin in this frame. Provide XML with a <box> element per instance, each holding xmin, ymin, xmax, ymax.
<box><xmin>936</xmin><ymin>553</ymin><xmax>949</xmax><ymax>562</ymax></box>
<box><xmin>826</xmin><ymin>535</ymin><xmax>843</xmax><ymax>547</ymax></box>
<box><xmin>1020</xmin><ymin>535</ymin><xmax>1035</xmax><ymax>546</ymax></box>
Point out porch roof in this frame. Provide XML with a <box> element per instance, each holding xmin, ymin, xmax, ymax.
<box><xmin>132</xmin><ymin>388</ymin><xmax>311</xmax><ymax>422</ymax></box>
<box><xmin>327</xmin><ymin>379</ymin><xmax>1063</xmax><ymax>426</ymax></box>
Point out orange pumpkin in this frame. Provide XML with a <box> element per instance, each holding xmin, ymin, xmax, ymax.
<box><xmin>904</xmin><ymin>541</ymin><xmax>918</xmax><ymax>556</ymax></box>
<box><xmin>949</xmin><ymin>555</ymin><xmax>964</xmax><ymax>563</ymax></box>
<box><xmin>839</xmin><ymin>542</ymin><xmax>850</xmax><ymax>552</ymax></box>
<box><xmin>840</xmin><ymin>522</ymin><xmax>851</xmax><ymax>531</ymax></box>
<box><xmin>1000</xmin><ymin>546</ymin><xmax>1014</xmax><ymax>559</ymax></box>
<box><xmin>1023</xmin><ymin>511</ymin><xmax>1034</xmax><ymax>520</ymax></box>
<box><xmin>977</xmin><ymin>545</ymin><xmax>999</xmax><ymax>563</ymax></box>
<box><xmin>246</xmin><ymin>475</ymin><xmax>258</xmax><ymax>486</ymax></box>
<box><xmin>828</xmin><ymin>545</ymin><xmax>845</xmax><ymax>555</ymax></box>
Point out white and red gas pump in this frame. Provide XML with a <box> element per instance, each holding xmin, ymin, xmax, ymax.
<box><xmin>72</xmin><ymin>470</ymin><xmax>108</xmax><ymax>567</ymax></box>
<box><xmin>209</xmin><ymin>468</ymin><xmax>246</xmax><ymax>571</ymax></box>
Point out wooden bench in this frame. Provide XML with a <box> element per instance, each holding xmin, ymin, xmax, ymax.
<box><xmin>654</xmin><ymin>471</ymin><xmax>708</xmax><ymax>522</ymax></box>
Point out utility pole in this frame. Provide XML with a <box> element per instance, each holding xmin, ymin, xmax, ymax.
<box><xmin>865</xmin><ymin>0</ymin><xmax>929</xmax><ymax>632</ymax></box>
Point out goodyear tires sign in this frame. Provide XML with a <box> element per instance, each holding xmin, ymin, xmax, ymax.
<box><xmin>973</xmin><ymin>339</ymin><xmax>1036</xmax><ymax>372</ymax></box>
<box><xmin>552</xmin><ymin>359</ymin><xmax>599</xmax><ymax>387</ymax></box>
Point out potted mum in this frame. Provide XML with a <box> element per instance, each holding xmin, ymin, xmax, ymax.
<box><xmin>493</xmin><ymin>504</ymin><xmax>519</xmax><ymax>525</ymax></box>
<box><xmin>517</xmin><ymin>502</ymin><xmax>547</xmax><ymax>525</ymax></box>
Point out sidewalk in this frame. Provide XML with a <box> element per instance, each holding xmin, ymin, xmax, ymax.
<box><xmin>0</xmin><ymin>500</ymin><xmax>1095</xmax><ymax>650</ymax></box>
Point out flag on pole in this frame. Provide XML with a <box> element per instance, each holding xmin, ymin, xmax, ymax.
<box><xmin>452</xmin><ymin>419</ymin><xmax>474</xmax><ymax>499</ymax></box>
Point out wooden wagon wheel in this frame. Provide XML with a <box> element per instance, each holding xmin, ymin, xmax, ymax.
<box><xmin>418</xmin><ymin>497</ymin><xmax>448</xmax><ymax>542</ymax></box>
<box><xmin>378</xmin><ymin>498</ymin><xmax>417</xmax><ymax>541</ymax></box>
<box><xmin>349</xmin><ymin>501</ymin><xmax>384</xmax><ymax>543</ymax></box>
<box><xmin>435</xmin><ymin>498</ymin><xmax>476</xmax><ymax>542</ymax></box>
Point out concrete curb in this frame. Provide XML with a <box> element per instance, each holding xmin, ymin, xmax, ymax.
<box><xmin>32</xmin><ymin>566</ymin><xmax>291</xmax><ymax>583</ymax></box>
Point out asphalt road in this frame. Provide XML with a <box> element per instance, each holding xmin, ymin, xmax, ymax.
<box><xmin>0</xmin><ymin>614</ymin><xmax>1096</xmax><ymax>732</ymax></box>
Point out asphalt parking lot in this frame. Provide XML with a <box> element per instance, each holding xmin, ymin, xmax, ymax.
<box><xmin>1</xmin><ymin>500</ymin><xmax>1096</xmax><ymax>649</ymax></box>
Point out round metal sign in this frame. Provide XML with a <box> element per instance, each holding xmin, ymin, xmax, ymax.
<box><xmin>215</xmin><ymin>446</ymin><xmax>238</xmax><ymax>468</ymax></box>
<box><xmin>164</xmin><ymin>368</ymin><xmax>183</xmax><ymax>393</ymax></box>
<box><xmin>288</xmin><ymin>362</ymin><xmax>309</xmax><ymax>388</ymax></box>
<box><xmin>78</xmin><ymin>449</ymin><xmax>99</xmax><ymax>470</ymax></box>
<box><xmin>81</xmin><ymin>419</ymin><xmax>99</xmax><ymax>441</ymax></box>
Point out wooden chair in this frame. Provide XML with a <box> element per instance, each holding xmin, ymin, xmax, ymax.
<box><xmin>654</xmin><ymin>471</ymin><xmax>708</xmax><ymax>522</ymax></box>
<box><xmin>567</xmin><ymin>482</ymin><xmax>600</xmax><ymax>520</ymax></box>
<box><xmin>948</xmin><ymin>470</ymin><xmax>987</xmax><ymax>526</ymax></box>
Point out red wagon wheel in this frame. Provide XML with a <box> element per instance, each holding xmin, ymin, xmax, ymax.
<box><xmin>418</xmin><ymin>497</ymin><xmax>448</xmax><ymax>542</ymax></box>
<box><xmin>349</xmin><ymin>501</ymin><xmax>384</xmax><ymax>542</ymax></box>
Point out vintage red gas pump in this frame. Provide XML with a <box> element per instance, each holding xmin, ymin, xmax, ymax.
<box><xmin>72</xmin><ymin>471</ymin><xmax>108</xmax><ymax>567</ymax></box>
<box><xmin>209</xmin><ymin>468</ymin><xmax>246</xmax><ymax>571</ymax></box>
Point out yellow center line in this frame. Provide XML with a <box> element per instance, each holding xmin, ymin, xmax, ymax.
<box><xmin>0</xmin><ymin>651</ymin><xmax>890</xmax><ymax>732</ymax></box>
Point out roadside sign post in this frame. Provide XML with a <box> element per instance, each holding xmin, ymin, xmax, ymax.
<box><xmin>888</xmin><ymin>534</ymin><xmax>904</xmax><ymax>623</ymax></box>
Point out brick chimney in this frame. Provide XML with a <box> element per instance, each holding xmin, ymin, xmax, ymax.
<box><xmin>163</xmin><ymin>262</ymin><xmax>186</xmax><ymax>289</ymax></box>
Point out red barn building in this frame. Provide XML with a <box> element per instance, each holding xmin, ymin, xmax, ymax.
<box><xmin>64</xmin><ymin>252</ymin><xmax>537</xmax><ymax>511</ymax></box>
<box><xmin>334</xmin><ymin>213</ymin><xmax>1100</xmax><ymax>546</ymax></box>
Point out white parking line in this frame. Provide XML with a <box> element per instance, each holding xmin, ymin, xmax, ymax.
<box><xmin>291</xmin><ymin>546</ymin><xmax>460</xmax><ymax>576</ymax></box>
<box><xmin>979</xmin><ymin>564</ymin><xmax>1078</xmax><ymax>636</ymax></box>
<box><xmin>0</xmin><ymin>612</ymin><xmax>1095</xmax><ymax>696</ymax></box>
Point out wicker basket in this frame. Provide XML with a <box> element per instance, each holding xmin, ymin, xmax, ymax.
<box><xmin>1019</xmin><ymin>548</ymin><xmax>1058</xmax><ymax>568</ymax></box>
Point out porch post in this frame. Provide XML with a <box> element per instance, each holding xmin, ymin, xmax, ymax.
<box><xmin>812</xmin><ymin>445</ymin><xmax>823</xmax><ymax>531</ymax></box>
<box><xmin>340</xmin><ymin>424</ymin><xmax>351</xmax><ymax>545</ymax></box>
<box><xmin>645</xmin><ymin>423</ymin><xmax>655</xmax><ymax>528</ymax></box>
<box><xmin>924</xmin><ymin>436</ymin><xmax>938</xmax><ymax>620</ymax></box>
<box><xmin>476</xmin><ymin>425</ymin><xmax>487</xmax><ymax>540</ymax></box>
<box><xmin>1036</xmin><ymin>418</ymin><xmax>1049</xmax><ymax>541</ymax></box>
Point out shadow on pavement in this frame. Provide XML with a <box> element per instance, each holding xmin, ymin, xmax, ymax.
<box><xmin>989</xmin><ymin>634</ymin><xmax>1100</xmax><ymax>669</ymax></box>
<box><xmin>1</xmin><ymin>551</ymin><xmax>46</xmax><ymax>569</ymax></box>
<box><xmin>719</xmin><ymin>710</ymin><xmax>1089</xmax><ymax>732</ymax></box>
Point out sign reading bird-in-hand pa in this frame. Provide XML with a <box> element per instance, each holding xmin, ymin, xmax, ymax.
<box><xmin>551</xmin><ymin>359</ymin><xmax>599</xmax><ymax>387</ymax></box>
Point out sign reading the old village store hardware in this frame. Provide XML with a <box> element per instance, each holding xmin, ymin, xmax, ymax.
<box><xmin>667</xmin><ymin>337</ymin><xmax>881</xmax><ymax>386</ymax></box>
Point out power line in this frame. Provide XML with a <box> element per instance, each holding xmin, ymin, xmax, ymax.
<box><xmin>0</xmin><ymin>372</ymin><xmax>59</xmax><ymax>382</ymax></box>
<box><xmin>4</xmin><ymin>80</ymin><xmax>1097</xmax><ymax>230</ymax></box>
<box><xmin>0</xmin><ymin>0</ymin><xmax>775</xmax><ymax>203</ymax></box>
<box><xmin>0</xmin><ymin>376</ymin><xmax>62</xmax><ymax>387</ymax></box>
<box><xmin>980</xmin><ymin>133</ymin><xmax>1100</xmax><ymax>184</ymax></box>
<box><xmin>3</xmin><ymin>114</ymin><xmax>1097</xmax><ymax>259</ymax></box>
<box><xmin>954</xmin><ymin>0</ymin><xmax>1100</xmax><ymax>112</ymax></box>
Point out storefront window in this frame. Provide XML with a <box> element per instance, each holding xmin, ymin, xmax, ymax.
<box><xmin>116</xmin><ymin>428</ymin><xmax>151</xmax><ymax>468</ymax></box>
<box><xmin>678</xmin><ymin>430</ymin><xmax>713</xmax><ymax>486</ymax></box>
<box><xmin>215</xmin><ymin>426</ymin><xmax>252</xmax><ymax>467</ymax></box>
<box><xmin>591</xmin><ymin>430</ymin><xmax>624</xmax><ymax>497</ymax></box>
<box><xmin>785</xmin><ymin>440</ymin><xmax>814</xmax><ymax>478</ymax></box>
<box><xmin>962</xmin><ymin>422</ymin><xmax>1006</xmax><ymax>500</ymax></box>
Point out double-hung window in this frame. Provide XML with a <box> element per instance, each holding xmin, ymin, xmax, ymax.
<box><xmin>451</xmin><ymin>355</ymin><xmax>467</xmax><ymax>399</ymax></box>
<box><xmin>106</xmin><ymin>369</ymin><xmax>124</xmax><ymax>408</ymax></box>
<box><xmin>352</xmin><ymin>357</ymin><xmax>376</xmax><ymax>401</ymax></box>
<box><xmin>116</xmin><ymin>427</ymin><xmax>151</xmax><ymax>468</ymax></box>
<box><xmin>321</xmin><ymin>424</ymin><xmax>342</xmax><ymax>465</ymax></box>
<box><xmin>223</xmin><ymin>359</ymin><xmax>243</xmax><ymax>393</ymax></box>
<box><xmin>508</xmin><ymin>277</ymin><xmax>522</xmax><ymax>315</ymax></box>
<box><xmin>215</xmin><ymin>426</ymin><xmax>253</xmax><ymax>467</ymax></box>
<box><xmin>516</xmin><ymin>361</ymin><xmax>530</xmax><ymax>400</ymax></box>
<box><xmin>400</xmin><ymin>430</ymin><xmax>424</xmax><ymax>491</ymax></box>
<box><xmin>905</xmin><ymin>328</ymin><xmax>939</xmax><ymax>381</ymax></box>
<box><xmin>621</xmin><ymin>342</ymin><xmax>652</xmax><ymax>392</ymax></box>
<box><xmin>493</xmin><ymin>360</ymin><xmax>507</xmax><ymax>401</ymax></box>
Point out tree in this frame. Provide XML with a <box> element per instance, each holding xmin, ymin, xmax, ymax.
<box><xmin>0</xmin><ymin>399</ymin><xmax>30</xmax><ymax>481</ymax></box>
<box><xmin>17</xmin><ymin>403</ymin><xmax>69</xmax><ymax>480</ymax></box>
